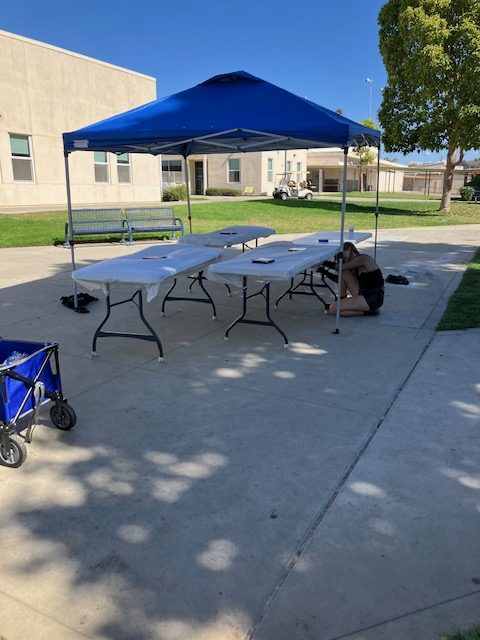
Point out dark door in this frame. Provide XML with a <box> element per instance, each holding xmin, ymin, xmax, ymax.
<box><xmin>194</xmin><ymin>161</ymin><xmax>204</xmax><ymax>195</ymax></box>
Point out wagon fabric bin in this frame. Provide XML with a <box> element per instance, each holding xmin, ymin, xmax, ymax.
<box><xmin>0</xmin><ymin>340</ymin><xmax>60</xmax><ymax>422</ymax></box>
<box><xmin>0</xmin><ymin>339</ymin><xmax>76</xmax><ymax>469</ymax></box>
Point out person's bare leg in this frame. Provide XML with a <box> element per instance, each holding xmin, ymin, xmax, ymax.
<box><xmin>342</xmin><ymin>270</ymin><xmax>360</xmax><ymax>296</ymax></box>
<box><xmin>328</xmin><ymin>294</ymin><xmax>371</xmax><ymax>316</ymax></box>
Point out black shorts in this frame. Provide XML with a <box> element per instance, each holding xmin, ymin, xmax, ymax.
<box><xmin>360</xmin><ymin>286</ymin><xmax>384</xmax><ymax>311</ymax></box>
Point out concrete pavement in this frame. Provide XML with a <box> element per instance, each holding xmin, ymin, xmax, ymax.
<box><xmin>0</xmin><ymin>225</ymin><xmax>478</xmax><ymax>640</ymax></box>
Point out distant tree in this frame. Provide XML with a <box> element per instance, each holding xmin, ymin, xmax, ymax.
<box><xmin>360</xmin><ymin>118</ymin><xmax>377</xmax><ymax>130</ymax></box>
<box><xmin>353</xmin><ymin>119</ymin><xmax>378</xmax><ymax>191</ymax></box>
<box><xmin>378</xmin><ymin>0</ymin><xmax>480</xmax><ymax>212</ymax></box>
<box><xmin>462</xmin><ymin>157</ymin><xmax>480</xmax><ymax>169</ymax></box>
<box><xmin>383</xmin><ymin>156</ymin><xmax>398</xmax><ymax>163</ymax></box>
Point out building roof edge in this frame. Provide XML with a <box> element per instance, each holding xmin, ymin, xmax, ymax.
<box><xmin>0</xmin><ymin>29</ymin><xmax>156</xmax><ymax>83</ymax></box>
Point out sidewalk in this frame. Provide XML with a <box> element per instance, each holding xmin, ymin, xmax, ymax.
<box><xmin>0</xmin><ymin>225</ymin><xmax>478</xmax><ymax>640</ymax></box>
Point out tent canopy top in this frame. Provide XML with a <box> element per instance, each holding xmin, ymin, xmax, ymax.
<box><xmin>63</xmin><ymin>71</ymin><xmax>380</xmax><ymax>156</ymax></box>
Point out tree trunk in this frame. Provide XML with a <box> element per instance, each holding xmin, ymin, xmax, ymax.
<box><xmin>440</xmin><ymin>141</ymin><xmax>463</xmax><ymax>212</ymax></box>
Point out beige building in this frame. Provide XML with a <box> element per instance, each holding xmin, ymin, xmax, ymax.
<box><xmin>204</xmin><ymin>149</ymin><xmax>308</xmax><ymax>196</ymax></box>
<box><xmin>0</xmin><ymin>30</ymin><xmax>312</xmax><ymax>209</ymax></box>
<box><xmin>307</xmin><ymin>149</ymin><xmax>468</xmax><ymax>195</ymax></box>
<box><xmin>0</xmin><ymin>30</ymin><xmax>162</xmax><ymax>209</ymax></box>
<box><xmin>308</xmin><ymin>148</ymin><xmax>406</xmax><ymax>193</ymax></box>
<box><xmin>2</xmin><ymin>29</ymin><xmax>467</xmax><ymax>210</ymax></box>
<box><xmin>402</xmin><ymin>163</ymin><xmax>467</xmax><ymax>195</ymax></box>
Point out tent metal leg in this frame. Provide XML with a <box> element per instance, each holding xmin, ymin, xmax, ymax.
<box><xmin>374</xmin><ymin>140</ymin><xmax>381</xmax><ymax>260</ymax></box>
<box><xmin>184</xmin><ymin>155</ymin><xmax>193</xmax><ymax>234</ymax></box>
<box><xmin>64</xmin><ymin>152</ymin><xmax>82</xmax><ymax>312</ymax></box>
<box><xmin>334</xmin><ymin>148</ymin><xmax>349</xmax><ymax>334</ymax></box>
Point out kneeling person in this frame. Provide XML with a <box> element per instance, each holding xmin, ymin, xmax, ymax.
<box><xmin>327</xmin><ymin>242</ymin><xmax>384</xmax><ymax>317</ymax></box>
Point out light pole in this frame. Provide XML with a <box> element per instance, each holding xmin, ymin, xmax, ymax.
<box><xmin>366</xmin><ymin>77</ymin><xmax>373</xmax><ymax>120</ymax></box>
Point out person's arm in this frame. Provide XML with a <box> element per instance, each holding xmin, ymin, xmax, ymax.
<box><xmin>334</xmin><ymin>255</ymin><xmax>368</xmax><ymax>271</ymax></box>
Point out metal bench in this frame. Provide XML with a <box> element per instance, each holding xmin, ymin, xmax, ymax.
<box><xmin>124</xmin><ymin>207</ymin><xmax>184</xmax><ymax>243</ymax></box>
<box><xmin>65</xmin><ymin>208</ymin><xmax>127</xmax><ymax>245</ymax></box>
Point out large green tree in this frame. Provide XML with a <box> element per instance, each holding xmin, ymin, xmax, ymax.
<box><xmin>353</xmin><ymin>120</ymin><xmax>378</xmax><ymax>191</ymax></box>
<box><xmin>378</xmin><ymin>0</ymin><xmax>480</xmax><ymax>211</ymax></box>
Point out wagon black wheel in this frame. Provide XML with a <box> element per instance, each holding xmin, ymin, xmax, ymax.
<box><xmin>0</xmin><ymin>434</ymin><xmax>27</xmax><ymax>468</ymax></box>
<box><xmin>50</xmin><ymin>402</ymin><xmax>77</xmax><ymax>431</ymax></box>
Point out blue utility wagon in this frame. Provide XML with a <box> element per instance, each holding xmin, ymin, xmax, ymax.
<box><xmin>0</xmin><ymin>339</ymin><xmax>76</xmax><ymax>468</ymax></box>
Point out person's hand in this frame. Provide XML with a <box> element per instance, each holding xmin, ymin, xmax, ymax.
<box><xmin>335</xmin><ymin>251</ymin><xmax>343</xmax><ymax>261</ymax></box>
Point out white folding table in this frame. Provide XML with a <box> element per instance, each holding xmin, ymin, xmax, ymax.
<box><xmin>178</xmin><ymin>225</ymin><xmax>275</xmax><ymax>249</ymax></box>
<box><xmin>274</xmin><ymin>231</ymin><xmax>372</xmax><ymax>307</ymax></box>
<box><xmin>178</xmin><ymin>225</ymin><xmax>276</xmax><ymax>296</ymax></box>
<box><xmin>292</xmin><ymin>230</ymin><xmax>372</xmax><ymax>245</ymax></box>
<box><xmin>72</xmin><ymin>244</ymin><xmax>223</xmax><ymax>359</ymax></box>
<box><xmin>207</xmin><ymin>243</ymin><xmax>339</xmax><ymax>346</ymax></box>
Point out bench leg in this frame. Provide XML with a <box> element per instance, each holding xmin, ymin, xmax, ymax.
<box><xmin>63</xmin><ymin>222</ymin><xmax>70</xmax><ymax>248</ymax></box>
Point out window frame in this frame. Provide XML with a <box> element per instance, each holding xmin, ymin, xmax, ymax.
<box><xmin>94</xmin><ymin>151</ymin><xmax>110</xmax><ymax>183</ymax></box>
<box><xmin>9</xmin><ymin>133</ymin><xmax>35</xmax><ymax>183</ymax></box>
<box><xmin>267</xmin><ymin>158</ymin><xmax>274</xmax><ymax>182</ymax></box>
<box><xmin>117</xmin><ymin>153</ymin><xmax>132</xmax><ymax>184</ymax></box>
<box><xmin>296</xmin><ymin>161</ymin><xmax>302</xmax><ymax>183</ymax></box>
<box><xmin>228</xmin><ymin>158</ymin><xmax>241</xmax><ymax>183</ymax></box>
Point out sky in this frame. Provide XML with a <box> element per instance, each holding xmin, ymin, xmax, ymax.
<box><xmin>1</xmin><ymin>0</ymin><xmax>474</xmax><ymax>164</ymax></box>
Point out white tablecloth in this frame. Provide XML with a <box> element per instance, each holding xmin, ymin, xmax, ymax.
<box><xmin>178</xmin><ymin>225</ymin><xmax>275</xmax><ymax>247</ymax></box>
<box><xmin>73</xmin><ymin>245</ymin><xmax>223</xmax><ymax>302</ymax></box>
<box><xmin>207</xmin><ymin>243</ymin><xmax>338</xmax><ymax>288</ymax></box>
<box><xmin>292</xmin><ymin>231</ymin><xmax>372</xmax><ymax>246</ymax></box>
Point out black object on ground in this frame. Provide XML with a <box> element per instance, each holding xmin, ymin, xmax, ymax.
<box><xmin>386</xmin><ymin>274</ymin><xmax>409</xmax><ymax>285</ymax></box>
<box><xmin>61</xmin><ymin>293</ymin><xmax>99</xmax><ymax>313</ymax></box>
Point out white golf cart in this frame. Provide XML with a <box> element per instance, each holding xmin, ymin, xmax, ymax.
<box><xmin>272</xmin><ymin>172</ymin><xmax>314</xmax><ymax>200</ymax></box>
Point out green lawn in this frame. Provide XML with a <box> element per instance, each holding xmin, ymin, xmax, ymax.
<box><xmin>319</xmin><ymin>191</ymin><xmax>442</xmax><ymax>200</ymax></box>
<box><xmin>0</xmin><ymin>198</ymin><xmax>479</xmax><ymax>248</ymax></box>
<box><xmin>447</xmin><ymin>625</ymin><xmax>480</xmax><ymax>640</ymax></box>
<box><xmin>437</xmin><ymin>248</ymin><xmax>480</xmax><ymax>331</ymax></box>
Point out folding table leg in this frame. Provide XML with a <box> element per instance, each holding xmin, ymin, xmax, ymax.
<box><xmin>225</xmin><ymin>278</ymin><xmax>288</xmax><ymax>346</ymax></box>
<box><xmin>161</xmin><ymin>271</ymin><xmax>217</xmax><ymax>319</ymax></box>
<box><xmin>92</xmin><ymin>290</ymin><xmax>164</xmax><ymax>361</ymax></box>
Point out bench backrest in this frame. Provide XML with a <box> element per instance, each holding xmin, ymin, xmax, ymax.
<box><xmin>71</xmin><ymin>209</ymin><xmax>124</xmax><ymax>231</ymax></box>
<box><xmin>125</xmin><ymin>207</ymin><xmax>178</xmax><ymax>224</ymax></box>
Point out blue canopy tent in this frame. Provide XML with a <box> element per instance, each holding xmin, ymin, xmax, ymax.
<box><xmin>63</xmin><ymin>71</ymin><xmax>381</xmax><ymax>331</ymax></box>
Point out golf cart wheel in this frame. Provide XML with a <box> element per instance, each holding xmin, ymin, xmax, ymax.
<box><xmin>305</xmin><ymin>193</ymin><xmax>313</xmax><ymax>200</ymax></box>
<box><xmin>280</xmin><ymin>193</ymin><xmax>287</xmax><ymax>201</ymax></box>
<box><xmin>50</xmin><ymin>402</ymin><xmax>77</xmax><ymax>431</ymax></box>
<box><xmin>0</xmin><ymin>434</ymin><xmax>27</xmax><ymax>468</ymax></box>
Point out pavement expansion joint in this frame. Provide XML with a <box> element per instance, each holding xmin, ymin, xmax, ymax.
<box><xmin>247</xmin><ymin>330</ymin><xmax>438</xmax><ymax>640</ymax></box>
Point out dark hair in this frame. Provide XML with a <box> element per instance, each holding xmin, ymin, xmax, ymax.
<box><xmin>343</xmin><ymin>242</ymin><xmax>360</xmax><ymax>255</ymax></box>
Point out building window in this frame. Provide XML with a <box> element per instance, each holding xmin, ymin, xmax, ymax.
<box><xmin>296</xmin><ymin>162</ymin><xmax>302</xmax><ymax>183</ymax></box>
<box><xmin>286</xmin><ymin>160</ymin><xmax>292</xmax><ymax>172</ymax></box>
<box><xmin>117</xmin><ymin>153</ymin><xmax>131</xmax><ymax>183</ymax></box>
<box><xmin>228</xmin><ymin>158</ymin><xmax>240</xmax><ymax>183</ymax></box>
<box><xmin>94</xmin><ymin>151</ymin><xmax>109</xmax><ymax>183</ymax></box>
<box><xmin>10</xmin><ymin>134</ymin><xmax>34</xmax><ymax>182</ymax></box>
<box><xmin>267</xmin><ymin>158</ymin><xmax>274</xmax><ymax>182</ymax></box>
<box><xmin>162</xmin><ymin>159</ymin><xmax>183</xmax><ymax>185</ymax></box>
